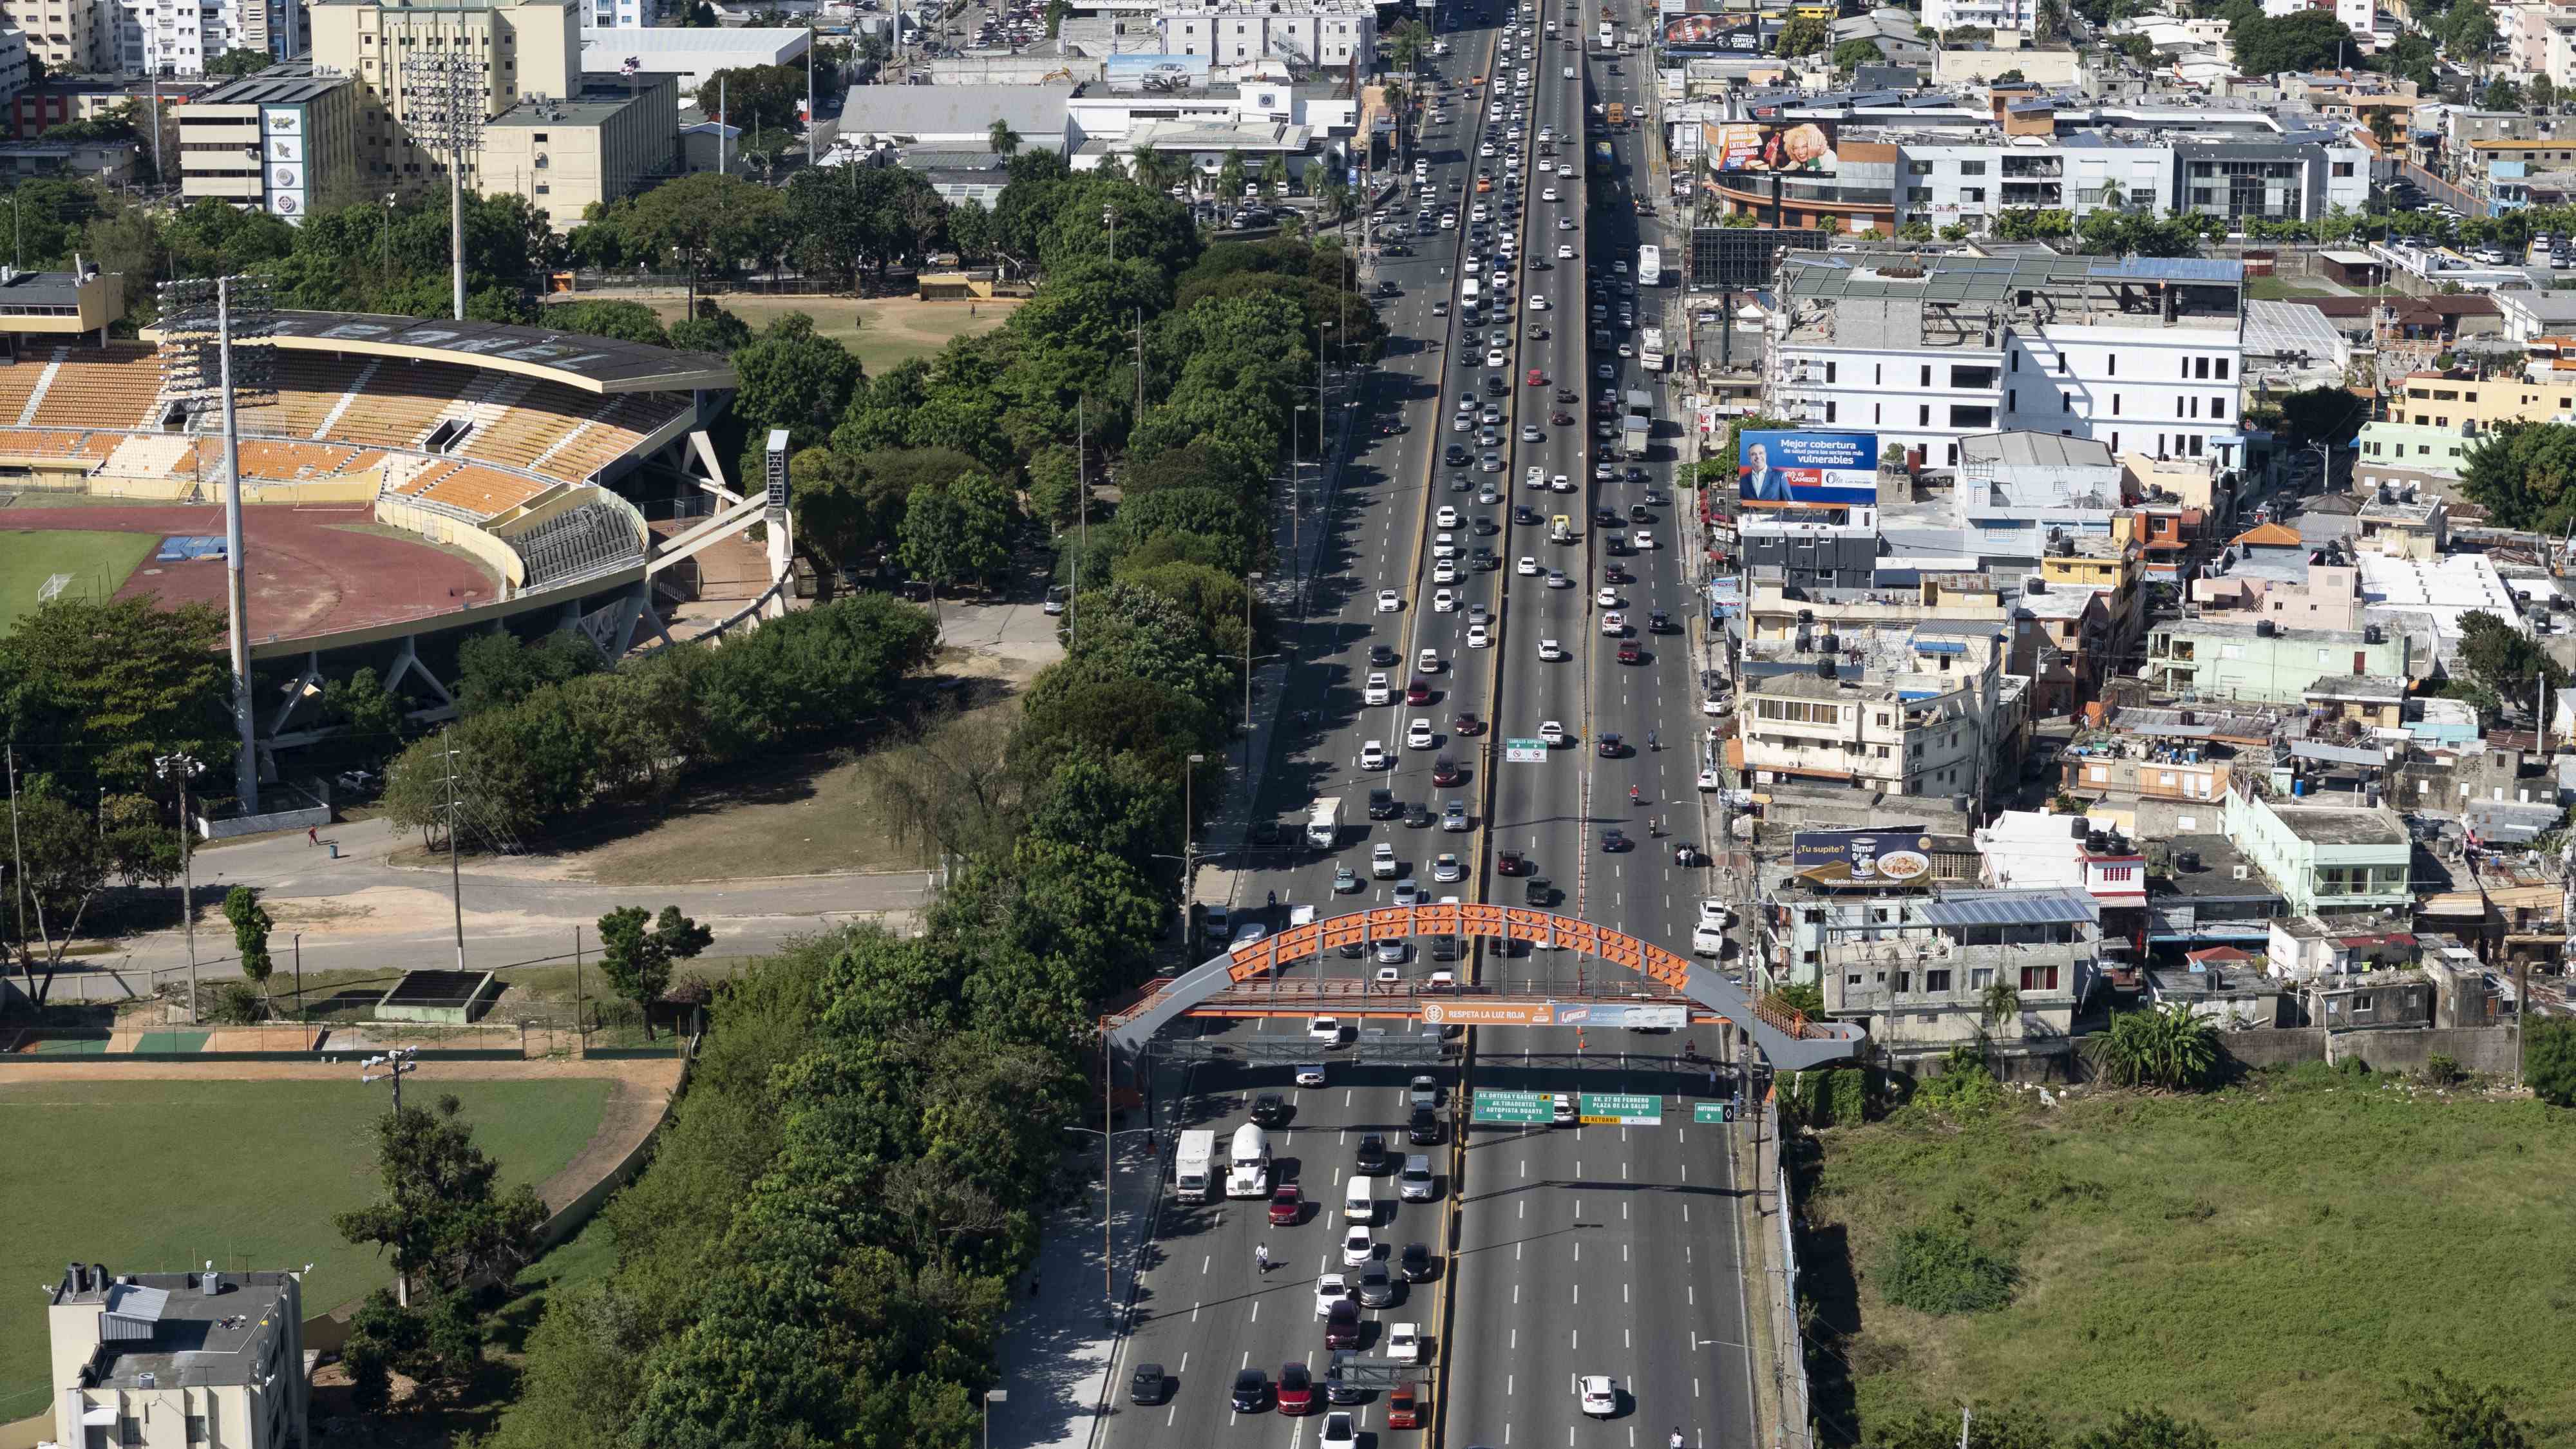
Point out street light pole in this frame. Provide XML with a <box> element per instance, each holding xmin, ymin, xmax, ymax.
<box><xmin>155</xmin><ymin>753</ymin><xmax>200</xmax><ymax>1019</ymax></box>
<box><xmin>1293</xmin><ymin>402</ymin><xmax>1309</xmax><ymax>595</ymax></box>
<box><xmin>1244</xmin><ymin>572</ymin><xmax>1264</xmax><ymax>768</ymax></box>
<box><xmin>983</xmin><ymin>1388</ymin><xmax>1007</xmax><ymax>1449</ymax></box>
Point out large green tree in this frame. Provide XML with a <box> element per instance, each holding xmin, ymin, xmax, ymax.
<box><xmin>2228</xmin><ymin>8</ymin><xmax>2360</xmax><ymax>73</ymax></box>
<box><xmin>1</xmin><ymin>596</ymin><xmax>231</xmax><ymax>795</ymax></box>
<box><xmin>336</xmin><ymin>1092</ymin><xmax>550</xmax><ymax>1301</ymax></box>
<box><xmin>2458</xmin><ymin>421</ymin><xmax>2576</xmax><ymax>533</ymax></box>
<box><xmin>595</xmin><ymin>904</ymin><xmax>714</xmax><ymax>1039</ymax></box>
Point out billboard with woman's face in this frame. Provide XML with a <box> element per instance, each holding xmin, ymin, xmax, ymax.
<box><xmin>1701</xmin><ymin>120</ymin><xmax>1837</xmax><ymax>173</ymax></box>
<box><xmin>1660</xmin><ymin>12</ymin><xmax>1764</xmax><ymax>50</ymax></box>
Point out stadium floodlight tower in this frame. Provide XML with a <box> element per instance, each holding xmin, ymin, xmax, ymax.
<box><xmin>400</xmin><ymin>52</ymin><xmax>486</xmax><ymax>321</ymax></box>
<box><xmin>155</xmin><ymin>276</ymin><xmax>276</xmax><ymax>817</ymax></box>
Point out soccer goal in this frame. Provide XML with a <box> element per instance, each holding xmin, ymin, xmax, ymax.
<box><xmin>35</xmin><ymin>572</ymin><xmax>71</xmax><ymax>603</ymax></box>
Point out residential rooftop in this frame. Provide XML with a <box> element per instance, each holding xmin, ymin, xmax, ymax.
<box><xmin>2266</xmin><ymin>802</ymin><xmax>2409</xmax><ymax>847</ymax></box>
<box><xmin>52</xmin><ymin>1267</ymin><xmax>299</xmax><ymax>1392</ymax></box>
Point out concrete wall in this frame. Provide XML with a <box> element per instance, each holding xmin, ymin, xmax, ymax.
<box><xmin>2327</xmin><ymin>1024</ymin><xmax>2521</xmax><ymax>1075</ymax></box>
<box><xmin>2213</xmin><ymin>1025</ymin><xmax>2329</xmax><ymax>1071</ymax></box>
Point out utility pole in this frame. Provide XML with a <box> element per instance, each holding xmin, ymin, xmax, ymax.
<box><xmin>1072</xmin><ymin>396</ymin><xmax>1087</xmax><ymax>651</ymax></box>
<box><xmin>438</xmin><ymin>728</ymin><xmax>468</xmax><ymax>969</ymax></box>
<box><xmin>1133</xmin><ymin>306</ymin><xmax>1146</xmax><ymax>424</ymax></box>
<box><xmin>360</xmin><ymin>1045</ymin><xmax>421</xmax><ymax>1307</ymax></box>
<box><xmin>155</xmin><ymin>753</ymin><xmax>203</xmax><ymax>1020</ymax></box>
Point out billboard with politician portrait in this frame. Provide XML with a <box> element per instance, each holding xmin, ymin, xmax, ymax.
<box><xmin>1700</xmin><ymin>120</ymin><xmax>1838</xmax><ymax>174</ymax></box>
<box><xmin>1738</xmin><ymin>430</ymin><xmax>1878</xmax><ymax>508</ymax></box>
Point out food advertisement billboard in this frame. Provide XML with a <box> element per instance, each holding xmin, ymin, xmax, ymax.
<box><xmin>1791</xmin><ymin>829</ymin><xmax>1935</xmax><ymax>884</ymax></box>
<box><xmin>1737</xmin><ymin>430</ymin><xmax>1879</xmax><ymax>508</ymax></box>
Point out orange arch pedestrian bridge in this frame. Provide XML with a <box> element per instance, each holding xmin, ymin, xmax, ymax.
<box><xmin>1106</xmin><ymin>902</ymin><xmax>1866</xmax><ymax>1070</ymax></box>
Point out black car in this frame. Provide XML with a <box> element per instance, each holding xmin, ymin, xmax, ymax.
<box><xmin>1405</xmin><ymin>801</ymin><xmax>1435</xmax><ymax>828</ymax></box>
<box><xmin>1473</xmin><ymin>515</ymin><xmax>1501</xmax><ymax>535</ymax></box>
<box><xmin>1513</xmin><ymin>504</ymin><xmax>1540</xmax><ymax>525</ymax></box>
<box><xmin>1356</xmin><ymin>1133</ymin><xmax>1390</xmax><ymax>1172</ymax></box>
<box><xmin>1604</xmin><ymin>564</ymin><xmax>1631</xmax><ymax>585</ymax></box>
<box><xmin>1325</xmin><ymin>1370</ymin><xmax>1368</xmax><ymax>1405</ymax></box>
<box><xmin>1339</xmin><ymin>939</ymin><xmax>1367</xmax><ymax>958</ymax></box>
<box><xmin>1431</xmin><ymin>934</ymin><xmax>1459</xmax><ymax>962</ymax></box>
<box><xmin>1407</xmin><ymin>1105</ymin><xmax>1442</xmax><ymax>1144</ymax></box>
<box><xmin>1400</xmin><ymin>1242</ymin><xmax>1435</xmax><ymax>1282</ymax></box>
<box><xmin>1484</xmin><ymin>375</ymin><xmax>1509</xmax><ymax>395</ymax></box>
<box><xmin>1605</xmin><ymin>537</ymin><xmax>1631</xmax><ymax>556</ymax></box>
<box><xmin>1444</xmin><ymin>444</ymin><xmax>1470</xmax><ymax>466</ymax></box>
<box><xmin>1369</xmin><ymin>788</ymin><xmax>1400</xmax><ymax>820</ymax></box>
<box><xmin>1649</xmin><ymin>611</ymin><xmax>1673</xmax><ymax>634</ymax></box>
<box><xmin>1474</xmin><ymin>549</ymin><xmax>1501</xmax><ymax>570</ymax></box>
<box><xmin>1132</xmin><ymin>1362</ymin><xmax>1170</xmax><ymax>1405</ymax></box>
<box><xmin>1357</xmin><ymin>1260</ymin><xmax>1397</xmax><ymax>1307</ymax></box>
<box><xmin>1603</xmin><ymin>828</ymin><xmax>1631</xmax><ymax>853</ymax></box>
<box><xmin>1592</xmin><ymin>506</ymin><xmax>1620</xmax><ymax>527</ymax></box>
<box><xmin>1524</xmin><ymin>875</ymin><xmax>1554</xmax><ymax>907</ymax></box>
<box><xmin>1251</xmin><ymin>1092</ymin><xmax>1293</xmax><ymax>1126</ymax></box>
<box><xmin>1597</xmin><ymin>733</ymin><xmax>1625</xmax><ymax>759</ymax></box>
<box><xmin>1629</xmin><ymin>504</ymin><xmax>1653</xmax><ymax>524</ymax></box>
<box><xmin>1232</xmin><ymin>1367</ymin><xmax>1269</xmax><ymax>1412</ymax></box>
<box><xmin>1370</xmin><ymin>644</ymin><xmax>1401</xmax><ymax>667</ymax></box>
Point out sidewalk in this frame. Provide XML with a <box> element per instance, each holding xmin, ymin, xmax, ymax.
<box><xmin>988</xmin><ymin>1067</ymin><xmax>1182</xmax><ymax>1449</ymax></box>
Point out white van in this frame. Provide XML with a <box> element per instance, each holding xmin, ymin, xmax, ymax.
<box><xmin>1226</xmin><ymin>1124</ymin><xmax>1271</xmax><ymax>1198</ymax></box>
<box><xmin>1343</xmin><ymin>1175</ymin><xmax>1374</xmax><ymax>1223</ymax></box>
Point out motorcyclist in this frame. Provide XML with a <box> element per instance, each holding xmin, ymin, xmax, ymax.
<box><xmin>1629</xmin><ymin>785</ymin><xmax>1641</xmax><ymax>805</ymax></box>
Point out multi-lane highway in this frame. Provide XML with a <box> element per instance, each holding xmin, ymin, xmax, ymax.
<box><xmin>1098</xmin><ymin>5</ymin><xmax>1754</xmax><ymax>1444</ymax></box>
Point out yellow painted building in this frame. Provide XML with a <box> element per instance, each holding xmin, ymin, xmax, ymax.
<box><xmin>2391</xmin><ymin>368</ymin><xmax>2576</xmax><ymax>433</ymax></box>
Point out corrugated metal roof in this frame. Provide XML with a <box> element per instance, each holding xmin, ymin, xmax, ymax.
<box><xmin>104</xmin><ymin>1284</ymin><xmax>169</xmax><ymax>1323</ymax></box>
<box><xmin>1916</xmin><ymin>887</ymin><xmax>2099</xmax><ymax>929</ymax></box>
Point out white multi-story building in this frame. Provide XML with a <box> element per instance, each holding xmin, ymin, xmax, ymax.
<box><xmin>113</xmin><ymin>0</ymin><xmax>218</xmax><ymax>75</ymax></box>
<box><xmin>1772</xmin><ymin>250</ymin><xmax>2251</xmax><ymax>472</ymax></box>
<box><xmin>1892</xmin><ymin>135</ymin><xmax>2177</xmax><ymax>233</ymax></box>
<box><xmin>1158</xmin><ymin>0</ymin><xmax>1376</xmax><ymax>68</ymax></box>
<box><xmin>1924</xmin><ymin>0</ymin><xmax>2032</xmax><ymax>35</ymax></box>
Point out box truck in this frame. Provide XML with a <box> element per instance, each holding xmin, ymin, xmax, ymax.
<box><xmin>1226</xmin><ymin>1123</ymin><xmax>1272</xmax><ymax>1198</ymax></box>
<box><xmin>1641</xmin><ymin>326</ymin><xmax>1667</xmax><ymax>372</ymax></box>
<box><xmin>1307</xmin><ymin>797</ymin><xmax>1342</xmax><ymax>849</ymax></box>
<box><xmin>1175</xmin><ymin>1129</ymin><xmax>1217</xmax><ymax>1202</ymax></box>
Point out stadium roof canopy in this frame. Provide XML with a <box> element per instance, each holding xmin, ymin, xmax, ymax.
<box><xmin>151</xmin><ymin>312</ymin><xmax>736</xmax><ymax>395</ymax></box>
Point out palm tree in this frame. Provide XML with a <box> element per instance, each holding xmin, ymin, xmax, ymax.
<box><xmin>1130</xmin><ymin>144</ymin><xmax>1169</xmax><ymax>192</ymax></box>
<box><xmin>2095</xmin><ymin>1004</ymin><xmax>2219</xmax><ymax>1090</ymax></box>
<box><xmin>1218</xmin><ymin>148</ymin><xmax>1248</xmax><ymax>202</ymax></box>
<box><xmin>989</xmin><ymin>118</ymin><xmax>1022</xmax><ymax>157</ymax></box>
<box><xmin>1980</xmin><ymin>979</ymin><xmax>2022</xmax><ymax>1037</ymax></box>
<box><xmin>1259</xmin><ymin>154</ymin><xmax>1290</xmax><ymax>198</ymax></box>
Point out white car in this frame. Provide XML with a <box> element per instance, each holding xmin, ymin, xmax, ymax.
<box><xmin>1704</xmin><ymin>694</ymin><xmax>1728</xmax><ymax>717</ymax></box>
<box><xmin>1364</xmin><ymin>672</ymin><xmax>1392</xmax><ymax>706</ymax></box>
<box><xmin>1558</xmin><ymin>242</ymin><xmax>1575</xmax><ymax>258</ymax></box>
<box><xmin>1296</xmin><ymin>1063</ymin><xmax>1329</xmax><ymax>1087</ymax></box>
<box><xmin>1467</xmin><ymin>623</ymin><xmax>1492</xmax><ymax>649</ymax></box>
<box><xmin>1435</xmin><ymin>506</ymin><xmax>1461</xmax><ymax>529</ymax></box>
<box><xmin>1428</xmin><ymin>971</ymin><xmax>1455</xmax><ymax>989</ymax></box>
<box><xmin>1633</xmin><ymin>529</ymin><xmax>1656</xmax><ymax>550</ymax></box>
<box><xmin>1485</xmin><ymin>348</ymin><xmax>1508</xmax><ymax>367</ymax></box>
<box><xmin>1406</xmin><ymin>718</ymin><xmax>1435</xmax><ymax>750</ymax></box>
<box><xmin>1539</xmin><ymin>638</ymin><xmax>1566</xmax><ymax>661</ymax></box>
<box><xmin>1557</xmin><ymin>216</ymin><xmax>1575</xmax><ymax>230</ymax></box>
<box><xmin>1699</xmin><ymin>899</ymin><xmax>1731</xmax><ymax>930</ymax></box>
<box><xmin>1580</xmin><ymin>1375</ymin><xmax>1618</xmax><ymax>1417</ymax></box>
<box><xmin>1542</xmin><ymin>186</ymin><xmax>1558</xmax><ymax>202</ymax></box>
<box><xmin>1388</xmin><ymin>1323</ymin><xmax>1422</xmax><ymax>1362</ymax></box>
<box><xmin>1540</xmin><ymin>719</ymin><xmax>1566</xmax><ymax>744</ymax></box>
<box><xmin>1376</xmin><ymin>965</ymin><xmax>1402</xmax><ymax>984</ymax></box>
<box><xmin>1517</xmin><ymin>555</ymin><xmax>1539</xmax><ymax>575</ymax></box>
<box><xmin>1547</xmin><ymin>569</ymin><xmax>1572</xmax><ymax>589</ymax></box>
<box><xmin>1320</xmin><ymin>1411</ymin><xmax>1358</xmax><ymax>1449</ymax></box>
<box><xmin>1377</xmin><ymin>589</ymin><xmax>1403</xmax><ymax>612</ymax></box>
<box><xmin>1699</xmin><ymin>767</ymin><xmax>1722</xmax><ymax>790</ymax></box>
<box><xmin>1562</xmin><ymin>64</ymin><xmax>1575</xmax><ymax>77</ymax></box>
<box><xmin>1525</xmin><ymin>464</ymin><xmax>1546</xmax><ymax>488</ymax></box>
<box><xmin>1361</xmin><ymin>740</ymin><xmax>1388</xmax><ymax>770</ymax></box>
<box><xmin>1309</xmin><ymin>1015</ymin><xmax>1343</xmax><ymax>1044</ymax></box>
<box><xmin>1432</xmin><ymin>589</ymin><xmax>1459</xmax><ymax>612</ymax></box>
<box><xmin>1418</xmin><ymin>647</ymin><xmax>1442</xmax><ymax>673</ymax></box>
<box><xmin>1315</xmin><ymin>1272</ymin><xmax>1350</xmax><ymax>1315</ymax></box>
<box><xmin>1442</xmin><ymin>214</ymin><xmax>1458</xmax><ymax>229</ymax></box>
<box><xmin>1550</xmin><ymin>473</ymin><xmax>1571</xmax><ymax>491</ymax></box>
<box><xmin>1558</xmin><ymin>162</ymin><xmax>1574</xmax><ymax>176</ymax></box>
<box><xmin>1341</xmin><ymin>1226</ymin><xmax>1375</xmax><ymax>1265</ymax></box>
<box><xmin>1432</xmin><ymin>558</ymin><xmax>1458</xmax><ymax>583</ymax></box>
<box><xmin>1596</xmin><ymin>587</ymin><xmax>1621</xmax><ymax>607</ymax></box>
<box><xmin>1600</xmin><ymin>611</ymin><xmax>1625</xmax><ymax>636</ymax></box>
<box><xmin>1433</xmin><ymin>532</ymin><xmax>1457</xmax><ymax>559</ymax></box>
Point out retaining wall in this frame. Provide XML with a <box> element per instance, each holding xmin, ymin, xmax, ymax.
<box><xmin>2328</xmin><ymin>1025</ymin><xmax>2520</xmax><ymax>1076</ymax></box>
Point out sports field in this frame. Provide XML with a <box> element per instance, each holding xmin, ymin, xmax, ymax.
<box><xmin>0</xmin><ymin>528</ymin><xmax>155</xmax><ymax>632</ymax></box>
<box><xmin>637</xmin><ymin>294</ymin><xmax>1019</xmax><ymax>375</ymax></box>
<box><xmin>0</xmin><ymin>1076</ymin><xmax>611</xmax><ymax>1422</ymax></box>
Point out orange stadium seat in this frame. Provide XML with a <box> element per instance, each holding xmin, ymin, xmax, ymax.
<box><xmin>415</xmin><ymin>463</ymin><xmax>548</xmax><ymax>518</ymax></box>
<box><xmin>29</xmin><ymin>344</ymin><xmax>166</xmax><ymax>430</ymax></box>
<box><xmin>326</xmin><ymin>359</ymin><xmax>481</xmax><ymax>450</ymax></box>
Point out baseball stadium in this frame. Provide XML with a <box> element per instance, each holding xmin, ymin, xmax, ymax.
<box><xmin>0</xmin><ymin>266</ymin><xmax>778</xmax><ymax>805</ymax></box>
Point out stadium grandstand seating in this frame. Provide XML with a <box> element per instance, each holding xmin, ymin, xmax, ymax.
<box><xmin>242</xmin><ymin>352</ymin><xmax>374</xmax><ymax>438</ymax></box>
<box><xmin>515</xmin><ymin>499</ymin><xmax>650</xmax><ymax>586</ymax></box>
<box><xmin>29</xmin><ymin>343</ymin><xmax>165</xmax><ymax>430</ymax></box>
<box><xmin>393</xmin><ymin>459</ymin><xmax>552</xmax><ymax>520</ymax></box>
<box><xmin>538</xmin><ymin>391</ymin><xmax>692</xmax><ymax>482</ymax></box>
<box><xmin>327</xmin><ymin>359</ymin><xmax>480</xmax><ymax>450</ymax></box>
<box><xmin>0</xmin><ymin>354</ymin><xmax>50</xmax><ymax>424</ymax></box>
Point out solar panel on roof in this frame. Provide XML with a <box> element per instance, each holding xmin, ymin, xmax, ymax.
<box><xmin>2087</xmin><ymin>256</ymin><xmax>2241</xmax><ymax>283</ymax></box>
<box><xmin>1915</xmin><ymin>889</ymin><xmax>2099</xmax><ymax>929</ymax></box>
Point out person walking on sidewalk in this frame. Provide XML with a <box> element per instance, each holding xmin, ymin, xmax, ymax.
<box><xmin>307</xmin><ymin>826</ymin><xmax>317</xmax><ymax>846</ymax></box>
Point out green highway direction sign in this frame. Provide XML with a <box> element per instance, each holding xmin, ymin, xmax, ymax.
<box><xmin>1578</xmin><ymin>1092</ymin><xmax>1663</xmax><ymax>1126</ymax></box>
<box><xmin>1504</xmin><ymin>737</ymin><xmax>1550</xmax><ymax>763</ymax></box>
<box><xmin>1472</xmin><ymin>1089</ymin><xmax>1556</xmax><ymax>1124</ymax></box>
<box><xmin>1693</xmin><ymin>1101</ymin><xmax>1732</xmax><ymax>1124</ymax></box>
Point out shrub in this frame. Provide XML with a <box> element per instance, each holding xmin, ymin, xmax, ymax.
<box><xmin>2528</xmin><ymin>1016</ymin><xmax>2576</xmax><ymax>1107</ymax></box>
<box><xmin>2423</xmin><ymin>1053</ymin><xmax>2465</xmax><ymax>1088</ymax></box>
<box><xmin>205</xmin><ymin>981</ymin><xmax>265</xmax><ymax>1025</ymax></box>
<box><xmin>1874</xmin><ymin>1223</ymin><xmax>2018</xmax><ymax>1316</ymax></box>
<box><xmin>2094</xmin><ymin>1004</ymin><xmax>2219</xmax><ymax>1091</ymax></box>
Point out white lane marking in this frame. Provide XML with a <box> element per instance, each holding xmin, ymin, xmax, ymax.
<box><xmin>1201</xmin><ymin>1255</ymin><xmax>1211</xmax><ymax>1276</ymax></box>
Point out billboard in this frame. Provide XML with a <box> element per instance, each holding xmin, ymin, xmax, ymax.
<box><xmin>261</xmin><ymin>106</ymin><xmax>307</xmax><ymax>224</ymax></box>
<box><xmin>1738</xmin><ymin>430</ymin><xmax>1879</xmax><ymax>508</ymax></box>
<box><xmin>1700</xmin><ymin>120</ymin><xmax>1838</xmax><ymax>174</ymax></box>
<box><xmin>1662</xmin><ymin>12</ymin><xmax>1765</xmax><ymax>50</ymax></box>
<box><xmin>1103</xmin><ymin>53</ymin><xmax>1210</xmax><ymax>92</ymax></box>
<box><xmin>1791</xmin><ymin>828</ymin><xmax>1935</xmax><ymax>884</ymax></box>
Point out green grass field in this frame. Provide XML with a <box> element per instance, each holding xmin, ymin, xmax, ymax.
<box><xmin>631</xmin><ymin>294</ymin><xmax>1019</xmax><ymax>376</ymax></box>
<box><xmin>1804</xmin><ymin>1066</ymin><xmax>2576</xmax><ymax>1446</ymax></box>
<box><xmin>0</xmin><ymin>1077</ymin><xmax>610</xmax><ymax>1422</ymax></box>
<box><xmin>0</xmin><ymin>529</ymin><xmax>153</xmax><ymax>632</ymax></box>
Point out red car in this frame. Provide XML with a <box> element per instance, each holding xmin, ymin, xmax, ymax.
<box><xmin>1617</xmin><ymin>642</ymin><xmax>1643</xmax><ymax>665</ymax></box>
<box><xmin>1432</xmin><ymin>757</ymin><xmax>1465</xmax><ymax>787</ymax></box>
<box><xmin>1387</xmin><ymin>1383</ymin><xmax>1421</xmax><ymax>1429</ymax></box>
<box><xmin>1269</xmin><ymin>1182</ymin><xmax>1303</xmax><ymax>1226</ymax></box>
<box><xmin>1551</xmin><ymin>410</ymin><xmax>1575</xmax><ymax>425</ymax></box>
<box><xmin>1526</xmin><ymin>368</ymin><xmax>1547</xmax><ymax>386</ymax></box>
<box><xmin>1497</xmin><ymin>849</ymin><xmax>1529</xmax><ymax>876</ymax></box>
<box><xmin>1278</xmin><ymin>1362</ymin><xmax>1314</xmax><ymax>1416</ymax></box>
<box><xmin>1452</xmin><ymin>712</ymin><xmax>1484</xmax><ymax>735</ymax></box>
<box><xmin>1406</xmin><ymin>677</ymin><xmax>1432</xmax><ymax>705</ymax></box>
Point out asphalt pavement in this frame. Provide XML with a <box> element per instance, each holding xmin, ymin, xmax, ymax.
<box><xmin>1085</xmin><ymin>5</ymin><xmax>1756</xmax><ymax>1444</ymax></box>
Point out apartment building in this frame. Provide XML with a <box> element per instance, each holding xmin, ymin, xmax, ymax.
<box><xmin>1890</xmin><ymin>133</ymin><xmax>2176</xmax><ymax>233</ymax></box>
<box><xmin>1734</xmin><ymin>625</ymin><xmax>2023</xmax><ymax>801</ymax></box>
<box><xmin>3</xmin><ymin>0</ymin><xmax>102</xmax><ymax>72</ymax></box>
<box><xmin>1815</xmin><ymin>885</ymin><xmax>2102</xmax><ymax>1047</ymax></box>
<box><xmin>46</xmin><ymin>1264</ymin><xmax>308</xmax><ymax>1449</ymax></box>
<box><xmin>2226</xmin><ymin>789</ymin><xmax>2413</xmax><ymax>915</ymax></box>
<box><xmin>1738</xmin><ymin>503</ymin><xmax>1884</xmax><ymax>591</ymax></box>
<box><xmin>1923</xmin><ymin>0</ymin><xmax>2032</xmax><ymax>33</ymax></box>
<box><xmin>109</xmin><ymin>0</ymin><xmax>216</xmax><ymax>74</ymax></box>
<box><xmin>1157</xmin><ymin>0</ymin><xmax>1375</xmax><ymax>68</ymax></box>
<box><xmin>1741</xmin><ymin>571</ymin><xmax>2011</xmax><ymax>650</ymax></box>
<box><xmin>1771</xmin><ymin>250</ymin><xmax>2250</xmax><ymax>474</ymax></box>
<box><xmin>2145</xmin><ymin>617</ymin><xmax>2409</xmax><ymax>703</ymax></box>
